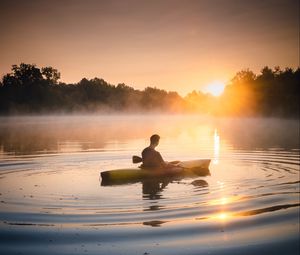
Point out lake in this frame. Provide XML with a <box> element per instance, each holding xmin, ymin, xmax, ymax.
<box><xmin>0</xmin><ymin>115</ymin><xmax>299</xmax><ymax>255</ymax></box>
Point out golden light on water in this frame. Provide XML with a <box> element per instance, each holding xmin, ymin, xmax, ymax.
<box><xmin>217</xmin><ymin>181</ymin><xmax>225</xmax><ymax>188</ymax></box>
<box><xmin>213</xmin><ymin>129</ymin><xmax>220</xmax><ymax>164</ymax></box>
<box><xmin>216</xmin><ymin>212</ymin><xmax>230</xmax><ymax>221</ymax></box>
<box><xmin>220</xmin><ymin>197</ymin><xmax>229</xmax><ymax>205</ymax></box>
<box><xmin>198</xmin><ymin>211</ymin><xmax>232</xmax><ymax>222</ymax></box>
<box><xmin>209</xmin><ymin>196</ymin><xmax>242</xmax><ymax>206</ymax></box>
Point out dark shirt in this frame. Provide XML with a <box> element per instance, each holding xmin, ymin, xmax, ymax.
<box><xmin>141</xmin><ymin>147</ymin><xmax>165</xmax><ymax>168</ymax></box>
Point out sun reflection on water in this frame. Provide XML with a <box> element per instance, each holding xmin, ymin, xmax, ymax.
<box><xmin>213</xmin><ymin>129</ymin><xmax>220</xmax><ymax>164</ymax></box>
<box><xmin>216</xmin><ymin>212</ymin><xmax>230</xmax><ymax>221</ymax></box>
<box><xmin>209</xmin><ymin>196</ymin><xmax>241</xmax><ymax>206</ymax></box>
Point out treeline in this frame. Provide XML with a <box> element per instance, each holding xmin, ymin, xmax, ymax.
<box><xmin>0</xmin><ymin>63</ymin><xmax>299</xmax><ymax>117</ymax></box>
<box><xmin>219</xmin><ymin>67</ymin><xmax>300</xmax><ymax>117</ymax></box>
<box><xmin>0</xmin><ymin>63</ymin><xmax>184</xmax><ymax>113</ymax></box>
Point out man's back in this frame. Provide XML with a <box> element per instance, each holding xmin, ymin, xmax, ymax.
<box><xmin>141</xmin><ymin>147</ymin><xmax>164</xmax><ymax>168</ymax></box>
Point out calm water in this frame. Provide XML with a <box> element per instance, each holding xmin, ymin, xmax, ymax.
<box><xmin>0</xmin><ymin>115</ymin><xmax>299</xmax><ymax>255</ymax></box>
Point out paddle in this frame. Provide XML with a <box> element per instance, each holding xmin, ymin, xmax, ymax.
<box><xmin>132</xmin><ymin>155</ymin><xmax>143</xmax><ymax>163</ymax></box>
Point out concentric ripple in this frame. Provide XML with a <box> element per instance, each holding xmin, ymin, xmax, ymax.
<box><xmin>0</xmin><ymin>116</ymin><xmax>299</xmax><ymax>255</ymax></box>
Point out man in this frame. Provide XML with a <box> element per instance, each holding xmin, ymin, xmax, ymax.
<box><xmin>141</xmin><ymin>134</ymin><xmax>178</xmax><ymax>169</ymax></box>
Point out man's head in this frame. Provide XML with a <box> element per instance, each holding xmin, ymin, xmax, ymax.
<box><xmin>150</xmin><ymin>134</ymin><xmax>160</xmax><ymax>146</ymax></box>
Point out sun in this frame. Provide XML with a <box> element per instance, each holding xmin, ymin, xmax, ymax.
<box><xmin>203</xmin><ymin>81</ymin><xmax>226</xmax><ymax>96</ymax></box>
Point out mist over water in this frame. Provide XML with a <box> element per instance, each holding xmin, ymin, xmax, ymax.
<box><xmin>0</xmin><ymin>115</ymin><xmax>299</xmax><ymax>255</ymax></box>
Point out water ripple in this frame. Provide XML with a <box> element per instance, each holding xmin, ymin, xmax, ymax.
<box><xmin>0</xmin><ymin>118</ymin><xmax>299</xmax><ymax>254</ymax></box>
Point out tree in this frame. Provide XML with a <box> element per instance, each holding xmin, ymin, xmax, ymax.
<box><xmin>231</xmin><ymin>69</ymin><xmax>256</xmax><ymax>84</ymax></box>
<box><xmin>41</xmin><ymin>67</ymin><xmax>61</xmax><ymax>84</ymax></box>
<box><xmin>10</xmin><ymin>63</ymin><xmax>43</xmax><ymax>86</ymax></box>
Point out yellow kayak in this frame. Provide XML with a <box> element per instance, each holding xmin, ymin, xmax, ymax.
<box><xmin>101</xmin><ymin>159</ymin><xmax>211</xmax><ymax>186</ymax></box>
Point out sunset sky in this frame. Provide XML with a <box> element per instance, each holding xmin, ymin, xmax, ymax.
<box><xmin>0</xmin><ymin>0</ymin><xmax>299</xmax><ymax>95</ymax></box>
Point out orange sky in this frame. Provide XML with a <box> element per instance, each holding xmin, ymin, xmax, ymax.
<box><xmin>0</xmin><ymin>0</ymin><xmax>299</xmax><ymax>95</ymax></box>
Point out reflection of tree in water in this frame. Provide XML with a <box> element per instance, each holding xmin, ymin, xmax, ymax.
<box><xmin>0</xmin><ymin>115</ymin><xmax>187</xmax><ymax>155</ymax></box>
<box><xmin>0</xmin><ymin>123</ymin><xmax>104</xmax><ymax>155</ymax></box>
<box><xmin>215</xmin><ymin>118</ymin><xmax>299</xmax><ymax>150</ymax></box>
<box><xmin>0</xmin><ymin>117</ymin><xmax>166</xmax><ymax>155</ymax></box>
<box><xmin>1</xmin><ymin>115</ymin><xmax>297</xmax><ymax>156</ymax></box>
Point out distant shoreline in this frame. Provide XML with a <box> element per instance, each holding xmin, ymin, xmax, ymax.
<box><xmin>1</xmin><ymin>64</ymin><xmax>299</xmax><ymax>118</ymax></box>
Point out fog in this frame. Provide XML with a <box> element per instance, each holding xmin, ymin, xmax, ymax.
<box><xmin>0</xmin><ymin>115</ymin><xmax>298</xmax><ymax>157</ymax></box>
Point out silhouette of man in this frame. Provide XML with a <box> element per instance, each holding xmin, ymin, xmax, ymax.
<box><xmin>141</xmin><ymin>134</ymin><xmax>178</xmax><ymax>169</ymax></box>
